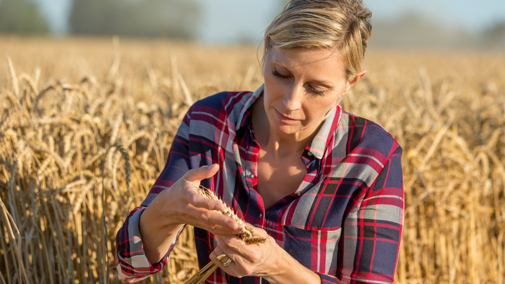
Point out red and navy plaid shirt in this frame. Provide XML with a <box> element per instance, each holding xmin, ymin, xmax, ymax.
<box><xmin>116</xmin><ymin>85</ymin><xmax>404</xmax><ymax>284</ymax></box>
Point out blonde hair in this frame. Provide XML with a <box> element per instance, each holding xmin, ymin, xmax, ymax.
<box><xmin>263</xmin><ymin>0</ymin><xmax>372</xmax><ymax>81</ymax></box>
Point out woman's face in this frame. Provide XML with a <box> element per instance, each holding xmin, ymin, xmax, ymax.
<box><xmin>262</xmin><ymin>46</ymin><xmax>364</xmax><ymax>137</ymax></box>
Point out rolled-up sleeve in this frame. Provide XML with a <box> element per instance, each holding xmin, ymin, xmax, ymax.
<box><xmin>115</xmin><ymin>208</ymin><xmax>186</xmax><ymax>282</ymax></box>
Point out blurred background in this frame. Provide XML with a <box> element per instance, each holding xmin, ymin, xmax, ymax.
<box><xmin>0</xmin><ymin>0</ymin><xmax>504</xmax><ymax>49</ymax></box>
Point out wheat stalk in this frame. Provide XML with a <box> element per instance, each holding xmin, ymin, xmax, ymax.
<box><xmin>183</xmin><ymin>181</ymin><xmax>265</xmax><ymax>284</ymax></box>
<box><xmin>6</xmin><ymin>57</ymin><xmax>19</xmax><ymax>96</ymax></box>
<box><xmin>101</xmin><ymin>143</ymin><xmax>131</xmax><ymax>283</ymax></box>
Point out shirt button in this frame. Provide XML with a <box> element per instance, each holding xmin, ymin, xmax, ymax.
<box><xmin>249</xmin><ymin>174</ymin><xmax>254</xmax><ymax>178</ymax></box>
<box><xmin>307</xmin><ymin>152</ymin><xmax>313</xmax><ymax>156</ymax></box>
<box><xmin>259</xmin><ymin>213</ymin><xmax>263</xmax><ymax>217</ymax></box>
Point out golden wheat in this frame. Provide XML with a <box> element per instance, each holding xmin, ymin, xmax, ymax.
<box><xmin>0</xmin><ymin>37</ymin><xmax>504</xmax><ymax>283</ymax></box>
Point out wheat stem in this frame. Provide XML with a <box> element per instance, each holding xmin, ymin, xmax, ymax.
<box><xmin>6</xmin><ymin>57</ymin><xmax>19</xmax><ymax>96</ymax></box>
<box><xmin>183</xmin><ymin>181</ymin><xmax>265</xmax><ymax>283</ymax></box>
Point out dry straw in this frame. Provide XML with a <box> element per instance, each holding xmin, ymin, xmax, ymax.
<box><xmin>0</xmin><ymin>38</ymin><xmax>504</xmax><ymax>283</ymax></box>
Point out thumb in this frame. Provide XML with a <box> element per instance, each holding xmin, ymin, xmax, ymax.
<box><xmin>183</xmin><ymin>164</ymin><xmax>220</xmax><ymax>183</ymax></box>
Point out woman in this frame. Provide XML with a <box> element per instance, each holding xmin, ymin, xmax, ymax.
<box><xmin>116</xmin><ymin>1</ymin><xmax>404</xmax><ymax>283</ymax></box>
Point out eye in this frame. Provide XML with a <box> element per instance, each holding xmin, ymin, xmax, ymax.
<box><xmin>308</xmin><ymin>85</ymin><xmax>325</xmax><ymax>96</ymax></box>
<box><xmin>272</xmin><ymin>69</ymin><xmax>291</xmax><ymax>79</ymax></box>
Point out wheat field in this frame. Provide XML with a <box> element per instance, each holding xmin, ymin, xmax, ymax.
<box><xmin>0</xmin><ymin>36</ymin><xmax>504</xmax><ymax>284</ymax></box>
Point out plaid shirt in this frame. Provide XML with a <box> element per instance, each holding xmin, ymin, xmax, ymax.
<box><xmin>116</xmin><ymin>85</ymin><xmax>404</xmax><ymax>284</ymax></box>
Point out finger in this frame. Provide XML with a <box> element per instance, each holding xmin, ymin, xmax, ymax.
<box><xmin>215</xmin><ymin>234</ymin><xmax>268</xmax><ymax>277</ymax></box>
<box><xmin>215</xmin><ymin>235</ymin><xmax>243</xmax><ymax>254</ymax></box>
<box><xmin>179</xmin><ymin>191</ymin><xmax>238</xmax><ymax>230</ymax></box>
<box><xmin>185</xmin><ymin>207</ymin><xmax>242</xmax><ymax>234</ymax></box>
<box><xmin>181</xmin><ymin>189</ymin><xmax>226</xmax><ymax>212</ymax></box>
<box><xmin>193</xmin><ymin>220</ymin><xmax>241</xmax><ymax>235</ymax></box>
<box><xmin>180</xmin><ymin>164</ymin><xmax>226</xmax><ymax>212</ymax></box>
<box><xmin>210</xmin><ymin>247</ymin><xmax>230</xmax><ymax>265</ymax></box>
<box><xmin>183</xmin><ymin>164</ymin><xmax>220</xmax><ymax>183</ymax></box>
<box><xmin>211</xmin><ymin>245</ymin><xmax>237</xmax><ymax>276</ymax></box>
<box><xmin>215</xmin><ymin>233</ymin><xmax>265</xmax><ymax>264</ymax></box>
<box><xmin>219</xmin><ymin>224</ymin><xmax>268</xmax><ymax>246</ymax></box>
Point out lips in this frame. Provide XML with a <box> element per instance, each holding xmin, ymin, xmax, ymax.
<box><xmin>274</xmin><ymin>108</ymin><xmax>299</xmax><ymax>124</ymax></box>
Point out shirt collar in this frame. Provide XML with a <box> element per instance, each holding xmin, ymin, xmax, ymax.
<box><xmin>305</xmin><ymin>104</ymin><xmax>342</xmax><ymax>159</ymax></box>
<box><xmin>236</xmin><ymin>84</ymin><xmax>342</xmax><ymax>160</ymax></box>
<box><xmin>236</xmin><ymin>84</ymin><xmax>264</xmax><ymax>131</ymax></box>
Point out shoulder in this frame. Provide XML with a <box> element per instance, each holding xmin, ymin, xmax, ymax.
<box><xmin>179</xmin><ymin>91</ymin><xmax>254</xmax><ymax>137</ymax></box>
<box><xmin>186</xmin><ymin>91</ymin><xmax>253</xmax><ymax>121</ymax></box>
<box><xmin>191</xmin><ymin>91</ymin><xmax>253</xmax><ymax>113</ymax></box>
<box><xmin>337</xmin><ymin>111</ymin><xmax>402</xmax><ymax>161</ymax></box>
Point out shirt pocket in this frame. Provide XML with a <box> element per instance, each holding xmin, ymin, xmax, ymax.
<box><xmin>282</xmin><ymin>225</ymin><xmax>342</xmax><ymax>275</ymax></box>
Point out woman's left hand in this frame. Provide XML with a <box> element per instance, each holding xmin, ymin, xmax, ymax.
<box><xmin>209</xmin><ymin>224</ymin><xmax>285</xmax><ymax>279</ymax></box>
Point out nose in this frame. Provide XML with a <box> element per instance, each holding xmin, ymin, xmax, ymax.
<box><xmin>283</xmin><ymin>84</ymin><xmax>303</xmax><ymax>110</ymax></box>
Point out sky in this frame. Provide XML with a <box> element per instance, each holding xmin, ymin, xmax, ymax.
<box><xmin>30</xmin><ymin>0</ymin><xmax>505</xmax><ymax>43</ymax></box>
<box><xmin>368</xmin><ymin>0</ymin><xmax>505</xmax><ymax>32</ymax></box>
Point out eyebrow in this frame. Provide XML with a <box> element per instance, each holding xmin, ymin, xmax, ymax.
<box><xmin>272</xmin><ymin>59</ymin><xmax>334</xmax><ymax>88</ymax></box>
<box><xmin>272</xmin><ymin>59</ymin><xmax>292</xmax><ymax>73</ymax></box>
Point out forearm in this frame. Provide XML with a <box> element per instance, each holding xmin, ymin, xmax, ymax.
<box><xmin>139</xmin><ymin>200</ymin><xmax>184</xmax><ymax>264</ymax></box>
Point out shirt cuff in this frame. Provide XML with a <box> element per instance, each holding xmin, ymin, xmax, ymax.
<box><xmin>116</xmin><ymin>208</ymin><xmax>164</xmax><ymax>280</ymax></box>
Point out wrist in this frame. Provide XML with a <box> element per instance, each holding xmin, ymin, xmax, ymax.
<box><xmin>139</xmin><ymin>200</ymin><xmax>184</xmax><ymax>264</ymax></box>
<box><xmin>150</xmin><ymin>192</ymin><xmax>183</xmax><ymax>227</ymax></box>
<box><xmin>141</xmin><ymin>198</ymin><xmax>183</xmax><ymax>233</ymax></box>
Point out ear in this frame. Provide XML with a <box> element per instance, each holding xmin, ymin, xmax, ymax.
<box><xmin>344</xmin><ymin>69</ymin><xmax>367</xmax><ymax>93</ymax></box>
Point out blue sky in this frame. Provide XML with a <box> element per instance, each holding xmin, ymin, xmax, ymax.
<box><xmin>31</xmin><ymin>0</ymin><xmax>505</xmax><ymax>42</ymax></box>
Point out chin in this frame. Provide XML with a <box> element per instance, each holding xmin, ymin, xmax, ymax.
<box><xmin>274</xmin><ymin>123</ymin><xmax>303</xmax><ymax>135</ymax></box>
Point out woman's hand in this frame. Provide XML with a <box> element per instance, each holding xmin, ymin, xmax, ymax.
<box><xmin>139</xmin><ymin>164</ymin><xmax>242</xmax><ymax>264</ymax></box>
<box><xmin>210</xmin><ymin>225</ymin><xmax>280</xmax><ymax>278</ymax></box>
<box><xmin>150</xmin><ymin>164</ymin><xmax>242</xmax><ymax>234</ymax></box>
<box><xmin>209</xmin><ymin>224</ymin><xmax>321</xmax><ymax>283</ymax></box>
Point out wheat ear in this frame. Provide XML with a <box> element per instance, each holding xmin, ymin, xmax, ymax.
<box><xmin>184</xmin><ymin>181</ymin><xmax>265</xmax><ymax>284</ymax></box>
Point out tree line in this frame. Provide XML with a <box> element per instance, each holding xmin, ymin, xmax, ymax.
<box><xmin>0</xmin><ymin>0</ymin><xmax>200</xmax><ymax>39</ymax></box>
<box><xmin>0</xmin><ymin>0</ymin><xmax>503</xmax><ymax>48</ymax></box>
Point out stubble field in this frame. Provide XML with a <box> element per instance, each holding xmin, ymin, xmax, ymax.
<box><xmin>0</xmin><ymin>36</ymin><xmax>504</xmax><ymax>283</ymax></box>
